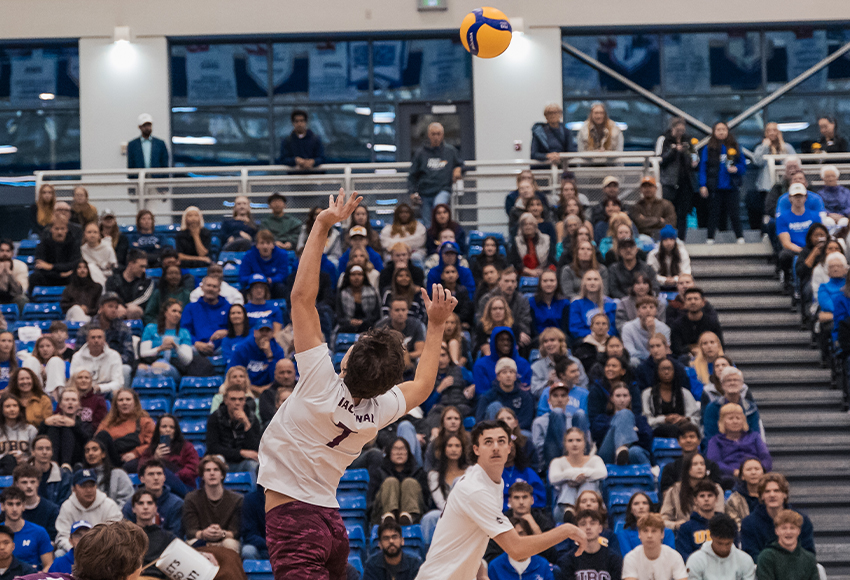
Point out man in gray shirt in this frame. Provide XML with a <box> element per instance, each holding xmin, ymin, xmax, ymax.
<box><xmin>408</xmin><ymin>122</ymin><xmax>464</xmax><ymax>227</ymax></box>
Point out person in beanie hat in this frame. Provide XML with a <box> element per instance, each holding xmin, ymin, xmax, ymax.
<box><xmin>475</xmin><ymin>357</ymin><xmax>536</xmax><ymax>430</ymax></box>
<box><xmin>647</xmin><ymin>224</ymin><xmax>692</xmax><ymax>290</ymax></box>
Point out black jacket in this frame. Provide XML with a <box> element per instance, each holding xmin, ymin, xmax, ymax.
<box><xmin>607</xmin><ymin>260</ymin><xmax>659</xmax><ymax>299</ymax></box>
<box><xmin>140</xmin><ymin>524</ymin><xmax>176</xmax><ymax>579</ymax></box>
<box><xmin>659</xmin><ymin>131</ymin><xmax>698</xmax><ymax>188</ymax></box>
<box><xmin>659</xmin><ymin>454</ymin><xmax>724</xmax><ymax>497</ymax></box>
<box><xmin>0</xmin><ymin>557</ymin><xmax>32</xmax><ymax>579</ymax></box>
<box><xmin>205</xmin><ymin>405</ymin><xmax>261</xmax><ymax>463</ymax></box>
<box><xmin>35</xmin><ymin>231</ymin><xmax>80</xmax><ymax>274</ymax></box>
<box><xmin>362</xmin><ymin>551</ymin><xmax>422</xmax><ymax>580</ymax></box>
<box><xmin>669</xmin><ymin>312</ymin><xmax>724</xmax><ymax>357</ymax></box>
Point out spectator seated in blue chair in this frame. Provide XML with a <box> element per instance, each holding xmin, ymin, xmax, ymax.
<box><xmin>486</xmin><ymin>515</ymin><xmax>555</xmax><ymax>580</ymax></box>
<box><xmin>188</xmin><ymin>263</ymin><xmax>244</xmax><ymax>307</ymax></box>
<box><xmin>641</xmin><ymin>358</ymin><xmax>700</xmax><ymax>439</ymax></box>
<box><xmin>127</xmin><ymin>488</ymin><xmax>178</xmax><ymax>579</ymax></box>
<box><xmin>419</xmin><ymin>342</ymin><xmax>473</xmax><ymax>430</ymax></box>
<box><xmin>362</xmin><ymin>520</ymin><xmax>422</xmax><ymax>580</ymax></box>
<box><xmin>0</xmin><ymin>239</ymin><xmax>30</xmax><ymax>313</ymax></box>
<box><xmin>380</xmin><ymin>266</ymin><xmax>427</xmax><ymax>326</ymax></box>
<box><xmin>69</xmin><ymin>326</ymin><xmax>125</xmax><ymax>397</ymax></box>
<box><xmin>244</xmin><ymin>273</ymin><xmax>287</xmax><ymax>334</ymax></box>
<box><xmin>531</xmin><ymin>328</ymin><xmax>588</xmax><ymax>399</ymax></box>
<box><xmin>238</xmin><ymin>229</ymin><xmax>292</xmax><ymax>300</ymax></box>
<box><xmin>586</xmin><ymin>355</ymin><xmax>642</xmax><ymax>427</ymax></box>
<box><xmin>685</xmin><ymin>512</ymin><xmax>756</xmax><ymax>580</ymax></box>
<box><xmin>183</xmin><ymin>455</ymin><xmax>243</xmax><ymax>554</ymax></box>
<box><xmin>298</xmin><ymin>210</ymin><xmax>342</xmax><ymax>260</ymax></box>
<box><xmin>258</xmin><ymin>359</ymin><xmax>296</xmax><ymax>426</ymax></box>
<box><xmin>241</xmin><ymin>485</ymin><xmax>267</xmax><ymax>561</ymax></box>
<box><xmin>261</xmin><ymin>192</ymin><xmax>301</xmax><ymax>251</ymax></box>
<box><xmin>13</xmin><ymin>464</ymin><xmax>60</xmax><ymax>543</ymax></box>
<box><xmin>591</xmin><ymin>382</ymin><xmax>652</xmax><ymax>466</ymax></box>
<box><xmin>661</xmin><ymin>453</ymin><xmax>724</xmax><ymax>533</ymax></box>
<box><xmin>473</xmin><ymin>327</ymin><xmax>532</xmax><ymax>396</ymax></box>
<box><xmin>28</xmin><ymin>221</ymin><xmax>81</xmax><ymax>295</ymax></box>
<box><xmin>615</xmin><ymin>272</ymin><xmax>667</xmax><ymax>336</ymax></box>
<box><xmin>425</xmin><ymin>241</ymin><xmax>475</xmax><ymax>298</ymax></box>
<box><xmin>497</xmin><ymin>422</ymin><xmax>546</xmax><ymax>511</ymax></box>
<box><xmin>220</xmin><ymin>304</ymin><xmax>251</xmax><ymax>364</ymax></box>
<box><xmin>617</xmin><ymin>491</ymin><xmax>676</xmax><ymax>554</ymax></box>
<box><xmin>425</xmin><ymin>203</ymin><xmax>467</xmax><ymax>256</ymax></box>
<box><xmin>533</xmin><ymin>373</ymin><xmax>591</xmax><ymax>462</ymax></box>
<box><xmin>138</xmin><ymin>298</ymin><xmax>193</xmax><ymax>384</ymax></box>
<box><xmin>181</xmin><ymin>276</ymin><xmax>230</xmax><ymax>358</ymax></box>
<box><xmin>475</xmin><ymin>358</ymin><xmax>535</xmax><ymax>431</ymax></box>
<box><xmin>59</xmin><ymin>260</ymin><xmax>102</xmax><ymax>325</ymax></box>
<box><xmin>569</xmin><ymin>270</ymin><xmax>617</xmax><ymax>343</ymax></box>
<box><xmin>221</xmin><ymin>196</ymin><xmax>259</xmax><ymax>253</ymax></box>
<box><xmin>47</xmin><ymin>519</ymin><xmax>92</xmax><ymax>574</ymax></box>
<box><xmin>557</xmin><ymin>509</ymin><xmax>623</xmax><ymax>580</ymax></box>
<box><xmin>508</xmin><ymin>213</ymin><xmax>557</xmax><ymax>281</ymax></box>
<box><xmin>336</xmin><ymin>264</ymin><xmax>382</xmax><ymax>334</ymax></box>
<box><xmin>143</xmin><ymin>264</ymin><xmax>193</xmax><ymax>326</ymax></box>
<box><xmin>104</xmin><ymin>249</ymin><xmax>155</xmax><ymax>321</ymax></box>
<box><xmin>659</xmin><ymin>423</ymin><xmax>723</xmax><ymax>498</ymax></box>
<box><xmin>54</xmin><ymin>468</ymin><xmax>124</xmax><ymax>555</ymax></box>
<box><xmin>205</xmin><ymin>381</ymin><xmax>261</xmax><ymax>478</ymax></box>
<box><xmin>227</xmin><ymin>318</ymin><xmax>285</xmax><ymax>396</ymax></box>
<box><xmin>366</xmin><ymin>437</ymin><xmax>429</xmax><ymax>527</ymax></box>
<box><xmin>776</xmin><ymin>183</ymin><xmax>823</xmax><ymax>296</ymax></box>
<box><xmin>76</xmin><ymin>439</ymin><xmax>135</xmax><ymax>509</ymax></box>
<box><xmin>475</xmin><ymin>267</ymin><xmax>533</xmax><ymax>352</ymax></box>
<box><xmin>483</xmin><ymin>480</ymin><xmax>555</xmax><ymax>565</ymax></box>
<box><xmin>622</xmin><ymin>297</ymin><xmax>671</xmax><ymax>368</ymax></box>
<box><xmin>536</xmin><ymin>356</ymin><xmax>590</xmax><ymax>420</ymax></box>
<box><xmin>702</xmin><ymin>367</ymin><xmax>762</xmax><ymax>442</ymax></box>
<box><xmin>548</xmin><ymin>428</ymin><xmax>606</xmax><ymax>522</ymax></box>
<box><xmin>724</xmin><ymin>458</ymin><xmax>766</xmax><ymax>530</ymax></box>
<box><xmin>706</xmin><ymin>403</ymin><xmax>772</xmax><ymax>485</ymax></box>
<box><xmin>340</xmin><ymin>226</ymin><xmax>385</xmax><ymax>281</ymax></box>
<box><xmin>120</xmin><ymin>459</ymin><xmax>183</xmax><ymax>537</ymax></box>
<box><xmin>436</xmin><ymin>265</ymin><xmax>474</xmax><ymax>331</ymax></box>
<box><xmin>527</xmin><ymin>273</ymin><xmax>569</xmax><ymax>349</ymax></box>
<box><xmin>675</xmin><ymin>479</ymin><xmax>726</xmax><ymax>562</ymax></box>
<box><xmin>420</xmin><ymin>431</ymin><xmax>470</xmax><ymax>544</ymax></box>
<box><xmin>128</xmin><ymin>210</ymin><xmax>165</xmax><ymax>267</ymax></box>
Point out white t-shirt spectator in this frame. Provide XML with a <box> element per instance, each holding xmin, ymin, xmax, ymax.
<box><xmin>257</xmin><ymin>343</ymin><xmax>406</xmax><ymax>508</ymax></box>
<box><xmin>622</xmin><ymin>544</ymin><xmax>688</xmax><ymax>580</ymax></box>
<box><xmin>416</xmin><ymin>463</ymin><xmax>514</xmax><ymax>580</ymax></box>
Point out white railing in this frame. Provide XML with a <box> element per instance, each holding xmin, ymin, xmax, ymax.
<box><xmin>34</xmin><ymin>151</ymin><xmax>659</xmax><ymax>234</ymax></box>
<box><xmin>765</xmin><ymin>153</ymin><xmax>850</xmax><ymax>190</ymax></box>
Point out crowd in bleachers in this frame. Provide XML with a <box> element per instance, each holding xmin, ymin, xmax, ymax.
<box><xmin>0</xmin><ymin>108</ymin><xmax>842</xmax><ymax>580</ymax></box>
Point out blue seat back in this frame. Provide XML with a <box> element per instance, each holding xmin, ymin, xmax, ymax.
<box><xmin>132</xmin><ymin>375</ymin><xmax>176</xmax><ymax>396</ymax></box>
<box><xmin>173</xmin><ymin>396</ymin><xmax>214</xmax><ymax>418</ymax></box>
<box><xmin>139</xmin><ymin>396</ymin><xmax>171</xmax><ymax>418</ymax></box>
<box><xmin>32</xmin><ymin>286</ymin><xmax>64</xmax><ymax>303</ymax></box>
<box><xmin>0</xmin><ymin>304</ymin><xmax>18</xmax><ymax>322</ymax></box>
<box><xmin>243</xmin><ymin>559</ymin><xmax>273</xmax><ymax>580</ymax></box>
<box><xmin>180</xmin><ymin>418</ymin><xmax>208</xmax><ymax>442</ymax></box>
<box><xmin>179</xmin><ymin>376</ymin><xmax>224</xmax><ymax>395</ymax></box>
<box><xmin>22</xmin><ymin>302</ymin><xmax>61</xmax><ymax>320</ymax></box>
<box><xmin>224</xmin><ymin>471</ymin><xmax>256</xmax><ymax>493</ymax></box>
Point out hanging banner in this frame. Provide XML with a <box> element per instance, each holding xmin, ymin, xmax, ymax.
<box><xmin>185</xmin><ymin>45</ymin><xmax>238</xmax><ymax>104</ymax></box>
<box><xmin>247</xmin><ymin>44</ymin><xmax>295</xmax><ymax>92</ymax></box>
<box><xmin>371</xmin><ymin>40</ymin><xmax>405</xmax><ymax>89</ymax></box>
<box><xmin>663</xmin><ymin>34</ymin><xmax>710</xmax><ymax>94</ymax></box>
<box><xmin>562</xmin><ymin>36</ymin><xmax>601</xmax><ymax>94</ymax></box>
<box><xmin>10</xmin><ymin>49</ymin><xmax>57</xmax><ymax>103</ymax></box>
<box><xmin>419</xmin><ymin>39</ymin><xmax>469</xmax><ymax>98</ymax></box>
<box><xmin>309</xmin><ymin>42</ymin><xmax>358</xmax><ymax>101</ymax></box>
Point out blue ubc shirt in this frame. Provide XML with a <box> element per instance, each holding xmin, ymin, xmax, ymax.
<box><xmin>776</xmin><ymin>208</ymin><xmax>821</xmax><ymax>248</ymax></box>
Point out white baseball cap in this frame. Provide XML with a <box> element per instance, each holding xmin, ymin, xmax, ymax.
<box><xmin>138</xmin><ymin>113</ymin><xmax>153</xmax><ymax>126</ymax></box>
<box><xmin>789</xmin><ymin>183</ymin><xmax>807</xmax><ymax>197</ymax></box>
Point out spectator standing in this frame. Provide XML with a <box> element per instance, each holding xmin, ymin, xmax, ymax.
<box><xmin>750</xmin><ymin>123</ymin><xmax>796</xmax><ymax>231</ymax></box>
<box><xmin>407</xmin><ymin>122</ymin><xmax>463</xmax><ymax>227</ymax></box>
<box><xmin>55</xmin><ymin>468</ymin><xmax>123</xmax><ymax>553</ymax></box>
<box><xmin>30</xmin><ymin>184</ymin><xmax>55</xmax><ymax>238</ymax></box>
<box><xmin>577</xmin><ymin>103</ymin><xmax>624</xmax><ymax>153</ymax></box>
<box><xmin>685</xmin><ymin>513</ymin><xmax>755</xmax><ymax>580</ymax></box>
<box><xmin>105</xmin><ymin>249</ymin><xmax>154</xmax><ymax>319</ymax></box>
<box><xmin>336</xmin><ymin>264</ymin><xmax>381</xmax><ymax>333</ymax></box>
<box><xmin>0</xmin><ymin>393</ymin><xmax>37</xmax><ymax>475</ymax></box>
<box><xmin>698</xmin><ymin>122</ymin><xmax>746</xmax><ymax>244</ymax></box>
<box><xmin>29</xmin><ymin>436</ymin><xmax>72</xmax><ymax>506</ymax></box>
<box><xmin>120</xmin><ymin>459</ymin><xmax>184</xmax><ymax>536</ymax></box>
<box><xmin>127</xmin><ymin>210</ymin><xmax>164</xmax><ymax>267</ymax></box>
<box><xmin>181</xmin><ymin>276</ymin><xmax>230</xmax><ymax>356</ymax></box>
<box><xmin>621</xmin><ymin>513</ymin><xmax>688</xmax><ymax>580</ymax></box>
<box><xmin>530</xmin><ymin>102</ymin><xmax>574</xmax><ymax>166</ymax></box>
<box><xmin>380</xmin><ymin>204</ymin><xmax>427</xmax><ymax>261</ymax></box>
<box><xmin>69</xmin><ymin>328</ymin><xmax>123</xmax><ymax>396</ymax></box>
<box><xmin>95</xmin><ymin>388</ymin><xmax>155</xmax><ymax>467</ymax></box>
<box><xmin>279</xmin><ymin>109</ymin><xmax>325</xmax><ymax>170</ymax></box>
<box><xmin>261</xmin><ymin>192</ymin><xmax>302</xmax><ymax>250</ymax></box>
<box><xmin>630</xmin><ymin>177</ymin><xmax>677</xmax><ymax>239</ymax></box>
<box><xmin>221</xmin><ymin>196</ymin><xmax>259</xmax><ymax>252</ymax></box>
<box><xmin>29</xmin><ymin>222</ymin><xmax>80</xmax><ymax>292</ymax></box>
<box><xmin>127</xmin><ymin>113</ymin><xmax>169</xmax><ymax>170</ymax></box>
<box><xmin>658</xmin><ymin>117</ymin><xmax>700</xmax><ymax>236</ymax></box>
<box><xmin>815</xmin><ymin>114</ymin><xmax>848</xmax><ymax>152</ymax></box>
<box><xmin>363</xmin><ymin>520</ymin><xmax>422</xmax><ymax>580</ymax></box>
<box><xmin>205</xmin><ymin>382</ymin><xmax>261</xmax><ymax>476</ymax></box>
<box><xmin>183</xmin><ymin>455</ymin><xmax>243</xmax><ymax>553</ymax></box>
<box><xmin>61</xmin><ymin>261</ymin><xmax>102</xmax><ymax>323</ymax></box>
<box><xmin>176</xmin><ymin>206</ymin><xmax>212</xmax><ymax>268</ymax></box>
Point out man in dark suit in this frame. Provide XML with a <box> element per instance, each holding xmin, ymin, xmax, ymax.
<box><xmin>127</xmin><ymin>113</ymin><xmax>169</xmax><ymax>170</ymax></box>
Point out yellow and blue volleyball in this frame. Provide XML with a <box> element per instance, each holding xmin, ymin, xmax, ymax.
<box><xmin>459</xmin><ymin>7</ymin><xmax>512</xmax><ymax>59</ymax></box>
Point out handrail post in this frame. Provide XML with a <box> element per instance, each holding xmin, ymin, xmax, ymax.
<box><xmin>343</xmin><ymin>165</ymin><xmax>352</xmax><ymax>192</ymax></box>
<box><xmin>241</xmin><ymin>168</ymin><xmax>249</xmax><ymax>195</ymax></box>
<box><xmin>138</xmin><ymin>170</ymin><xmax>147</xmax><ymax>211</ymax></box>
<box><xmin>550</xmin><ymin>161</ymin><xmax>560</xmax><ymax>203</ymax></box>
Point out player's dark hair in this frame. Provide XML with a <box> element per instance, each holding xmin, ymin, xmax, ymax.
<box><xmin>469</xmin><ymin>419</ymin><xmax>512</xmax><ymax>464</ymax></box>
<box><xmin>708</xmin><ymin>513</ymin><xmax>737</xmax><ymax>540</ymax></box>
<box><xmin>343</xmin><ymin>327</ymin><xmax>406</xmax><ymax>399</ymax></box>
<box><xmin>575</xmin><ymin>509</ymin><xmax>606</xmax><ymax>526</ymax></box>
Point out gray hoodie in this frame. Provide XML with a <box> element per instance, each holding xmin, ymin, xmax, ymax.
<box><xmin>0</xmin><ymin>422</ymin><xmax>37</xmax><ymax>461</ymax></box>
<box><xmin>685</xmin><ymin>540</ymin><xmax>755</xmax><ymax>580</ymax></box>
<box><xmin>93</xmin><ymin>464</ymin><xmax>135</xmax><ymax>509</ymax></box>
<box><xmin>55</xmin><ymin>488</ymin><xmax>123</xmax><ymax>551</ymax></box>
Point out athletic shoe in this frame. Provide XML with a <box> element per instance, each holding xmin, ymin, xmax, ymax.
<box><xmin>706</xmin><ymin>239</ymin><xmax>715</xmax><ymax>245</ymax></box>
<box><xmin>398</xmin><ymin>512</ymin><xmax>413</xmax><ymax>527</ymax></box>
<box><xmin>615</xmin><ymin>446</ymin><xmax>630</xmax><ymax>465</ymax></box>
<box><xmin>382</xmin><ymin>512</ymin><xmax>396</xmax><ymax>525</ymax></box>
<box><xmin>737</xmin><ymin>237</ymin><xmax>746</xmax><ymax>244</ymax></box>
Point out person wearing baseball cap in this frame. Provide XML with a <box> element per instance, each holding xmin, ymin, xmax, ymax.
<box><xmin>589</xmin><ymin>175</ymin><xmax>622</xmax><ymax>225</ymax></box>
<box><xmin>54</xmin><ymin>470</ymin><xmax>123</xmax><ymax>553</ymax></box>
<box><xmin>776</xmin><ymin>182</ymin><xmax>823</xmax><ymax>295</ymax></box>
<box><xmin>630</xmin><ymin>176</ymin><xmax>677</xmax><ymax>239</ymax></box>
<box><xmin>228</xmin><ymin>315</ymin><xmax>285</xmax><ymax>393</ymax></box>
<box><xmin>127</xmin><ymin>113</ymin><xmax>169</xmax><ymax>171</ymax></box>
<box><xmin>244</xmin><ymin>273</ymin><xmax>285</xmax><ymax>335</ymax></box>
<box><xmin>338</xmin><ymin>223</ymin><xmax>385</xmax><ymax>275</ymax></box>
<box><xmin>474</xmin><ymin>356</ymin><xmax>536</xmax><ymax>431</ymax></box>
<box><xmin>238</xmin><ymin>229</ymin><xmax>293</xmax><ymax>299</ymax></box>
<box><xmin>48</xmin><ymin>520</ymin><xmax>93</xmax><ymax>573</ymax></box>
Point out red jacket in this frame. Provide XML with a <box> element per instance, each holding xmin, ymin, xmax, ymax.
<box><xmin>78</xmin><ymin>390</ymin><xmax>108</xmax><ymax>430</ymax></box>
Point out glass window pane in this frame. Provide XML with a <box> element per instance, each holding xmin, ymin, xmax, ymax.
<box><xmin>170</xmin><ymin>43</ymin><xmax>270</xmax><ymax>106</ymax></box>
<box><xmin>372</xmin><ymin>38</ymin><xmax>472</xmax><ymax>101</ymax></box>
<box><xmin>171</xmin><ymin>107</ymin><xmax>271</xmax><ymax>166</ymax></box>
<box><xmin>274</xmin><ymin>104</ymin><xmax>373</xmax><ymax>163</ymax></box>
<box><xmin>765</xmin><ymin>30</ymin><xmax>828</xmax><ymax>92</ymax></box>
<box><xmin>768</xmin><ymin>93</ymin><xmax>850</xmax><ymax>153</ymax></box>
<box><xmin>372</xmin><ymin>105</ymin><xmax>397</xmax><ymax>162</ymax></box>
<box><xmin>271</xmin><ymin>42</ymin><xmax>369</xmax><ymax>104</ymax></box>
<box><xmin>0</xmin><ymin>109</ymin><xmax>80</xmax><ymax>174</ymax></box>
<box><xmin>563</xmin><ymin>34</ymin><xmax>660</xmax><ymax>96</ymax></box>
<box><xmin>825</xmin><ymin>28</ymin><xmax>850</xmax><ymax>91</ymax></box>
<box><xmin>564</xmin><ymin>99</ymin><xmax>664</xmax><ymax>151</ymax></box>
<box><xmin>663</xmin><ymin>32</ymin><xmax>761</xmax><ymax>94</ymax></box>
<box><xmin>668</xmin><ymin>96</ymin><xmax>762</xmax><ymax>149</ymax></box>
<box><xmin>0</xmin><ymin>45</ymin><xmax>79</xmax><ymax>104</ymax></box>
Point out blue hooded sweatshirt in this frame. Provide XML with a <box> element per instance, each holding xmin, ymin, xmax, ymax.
<box><xmin>741</xmin><ymin>503</ymin><xmax>815</xmax><ymax>562</ymax></box>
<box><xmin>487</xmin><ymin>553</ymin><xmax>553</xmax><ymax>580</ymax></box>
<box><xmin>426</xmin><ymin>241</ymin><xmax>476</xmax><ymax>297</ymax></box>
<box><xmin>239</xmin><ymin>245</ymin><xmax>292</xmax><ymax>287</ymax></box>
<box><xmin>476</xmin><ymin>379</ymin><xmax>537</xmax><ymax>430</ymax></box>
<box><xmin>472</xmin><ymin>326</ymin><xmax>532</xmax><ymax>395</ymax></box>
<box><xmin>228</xmin><ymin>334</ymin><xmax>285</xmax><ymax>387</ymax></box>
<box><xmin>568</xmin><ymin>297</ymin><xmax>618</xmax><ymax>339</ymax></box>
<box><xmin>699</xmin><ymin>144</ymin><xmax>747</xmax><ymax>191</ymax></box>
<box><xmin>121</xmin><ymin>485</ymin><xmax>184</xmax><ymax>536</ymax></box>
<box><xmin>181</xmin><ymin>296</ymin><xmax>230</xmax><ymax>343</ymax></box>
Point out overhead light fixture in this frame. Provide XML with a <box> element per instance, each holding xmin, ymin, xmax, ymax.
<box><xmin>171</xmin><ymin>107</ymin><xmax>198</xmax><ymax>113</ymax></box>
<box><xmin>776</xmin><ymin>122</ymin><xmax>810</xmax><ymax>132</ymax></box>
<box><xmin>113</xmin><ymin>26</ymin><xmax>131</xmax><ymax>44</ymax></box>
<box><xmin>354</xmin><ymin>107</ymin><xmax>372</xmax><ymax>116</ymax></box>
<box><xmin>373</xmin><ymin>144</ymin><xmax>397</xmax><ymax>152</ymax></box>
<box><xmin>510</xmin><ymin>17</ymin><xmax>525</xmax><ymax>36</ymax></box>
<box><xmin>39</xmin><ymin>93</ymin><xmax>55</xmax><ymax>101</ymax></box>
<box><xmin>171</xmin><ymin>136</ymin><xmax>217</xmax><ymax>145</ymax></box>
<box><xmin>0</xmin><ymin>146</ymin><xmax>18</xmax><ymax>155</ymax></box>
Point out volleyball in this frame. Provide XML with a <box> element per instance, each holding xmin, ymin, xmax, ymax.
<box><xmin>459</xmin><ymin>7</ymin><xmax>512</xmax><ymax>59</ymax></box>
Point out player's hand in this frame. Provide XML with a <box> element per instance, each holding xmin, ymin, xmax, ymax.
<box><xmin>562</xmin><ymin>523</ymin><xmax>588</xmax><ymax>556</ymax></box>
<box><xmin>422</xmin><ymin>284</ymin><xmax>458</xmax><ymax>325</ymax></box>
<box><xmin>317</xmin><ymin>188</ymin><xmax>363</xmax><ymax>227</ymax></box>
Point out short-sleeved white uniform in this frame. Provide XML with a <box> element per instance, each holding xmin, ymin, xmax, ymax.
<box><xmin>622</xmin><ymin>544</ymin><xmax>688</xmax><ymax>580</ymax></box>
<box><xmin>415</xmin><ymin>463</ymin><xmax>514</xmax><ymax>580</ymax></box>
<box><xmin>258</xmin><ymin>344</ymin><xmax>407</xmax><ymax>508</ymax></box>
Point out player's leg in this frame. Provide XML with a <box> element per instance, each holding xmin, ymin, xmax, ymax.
<box><xmin>267</xmin><ymin>501</ymin><xmax>346</xmax><ymax>580</ymax></box>
<box><xmin>324</xmin><ymin>509</ymin><xmax>351</xmax><ymax>580</ymax></box>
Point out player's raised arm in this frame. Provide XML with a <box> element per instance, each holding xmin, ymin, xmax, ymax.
<box><xmin>398</xmin><ymin>284</ymin><xmax>457</xmax><ymax>413</ymax></box>
<box><xmin>290</xmin><ymin>188</ymin><xmax>362</xmax><ymax>353</ymax></box>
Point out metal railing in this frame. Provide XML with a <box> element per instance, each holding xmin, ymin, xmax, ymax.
<box><xmin>34</xmin><ymin>151</ymin><xmax>659</xmax><ymax>233</ymax></box>
<box><xmin>765</xmin><ymin>153</ymin><xmax>850</xmax><ymax>191</ymax></box>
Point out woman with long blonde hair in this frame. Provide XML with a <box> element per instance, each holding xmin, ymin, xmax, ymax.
<box><xmin>750</xmin><ymin>122</ymin><xmax>796</xmax><ymax>231</ymax></box>
<box><xmin>31</xmin><ymin>184</ymin><xmax>56</xmax><ymax>236</ymax></box>
<box><xmin>568</xmin><ymin>269</ymin><xmax>617</xmax><ymax>340</ymax></box>
<box><xmin>176</xmin><ymin>206</ymin><xmax>212</xmax><ymax>267</ymax></box>
<box><xmin>473</xmin><ymin>296</ymin><xmax>514</xmax><ymax>356</ymax></box>
<box><xmin>577</xmin><ymin>102</ymin><xmax>624</xmax><ymax>152</ymax></box>
<box><xmin>692</xmin><ymin>331</ymin><xmax>725</xmax><ymax>385</ymax></box>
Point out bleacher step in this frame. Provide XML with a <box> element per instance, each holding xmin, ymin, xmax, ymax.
<box><xmin>693</xmin><ymin>262</ymin><xmax>776</xmax><ymax>278</ymax></box>
<box><xmin>753</xmin><ymin>389</ymin><xmax>842</xmax><ymax>409</ymax></box>
<box><xmin>759</xmin><ymin>410</ymin><xmax>850</xmax><ymax>430</ymax></box>
<box><xmin>765</xmin><ymin>432</ymin><xmax>850</xmax><ymax>453</ymax></box>
<box><xmin>771</xmin><ymin>456</ymin><xmax>850</xmax><ymax>477</ymax></box>
<box><xmin>710</xmin><ymin>295</ymin><xmax>790</xmax><ymax>310</ymax></box>
<box><xmin>731</xmin><ymin>348</ymin><xmax>821</xmax><ymax>365</ymax></box>
<box><xmin>697</xmin><ymin>278</ymin><xmax>782</xmax><ymax>294</ymax></box>
<box><xmin>717</xmin><ymin>311</ymin><xmax>800</xmax><ymax>329</ymax></box>
<box><xmin>724</xmin><ymin>329</ymin><xmax>811</xmax><ymax>346</ymax></box>
<box><xmin>740</xmin><ymin>367</ymin><xmax>832</xmax><ymax>385</ymax></box>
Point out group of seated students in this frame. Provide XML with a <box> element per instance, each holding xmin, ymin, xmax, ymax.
<box><xmin>0</xmin><ymin>178</ymin><xmax>816</xmax><ymax>580</ymax></box>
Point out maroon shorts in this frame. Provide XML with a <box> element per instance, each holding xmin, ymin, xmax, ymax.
<box><xmin>266</xmin><ymin>500</ymin><xmax>350</xmax><ymax>580</ymax></box>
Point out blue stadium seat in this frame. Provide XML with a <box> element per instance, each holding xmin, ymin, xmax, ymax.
<box><xmin>0</xmin><ymin>476</ymin><xmax>12</xmax><ymax>490</ymax></box>
<box><xmin>65</xmin><ymin>320</ymin><xmax>85</xmax><ymax>338</ymax></box>
<box><xmin>347</xmin><ymin>524</ymin><xmax>366</xmax><ymax>560</ymax></box>
<box><xmin>335</xmin><ymin>333</ymin><xmax>358</xmax><ymax>353</ymax></box>
<box><xmin>333</xmin><ymin>352</ymin><xmax>345</xmax><ymax>372</ymax></box>
<box><xmin>179</xmin><ymin>375</ymin><xmax>223</xmax><ymax>395</ymax></box>
<box><xmin>155</xmin><ymin>224</ymin><xmax>179</xmax><ymax>234</ymax></box>
<box><xmin>188</xmin><ymin>267</ymin><xmax>209</xmax><ymax>284</ymax></box>
<box><xmin>464</xmin><ymin>416</ymin><xmax>476</xmax><ymax>430</ymax></box>
<box><xmin>224</xmin><ymin>471</ymin><xmax>256</xmax><ymax>493</ymax></box>
<box><xmin>607</xmin><ymin>490</ymin><xmax>658</xmax><ymax>519</ymax></box>
<box><xmin>124</xmin><ymin>319</ymin><xmax>144</xmax><ymax>337</ymax></box>
<box><xmin>22</xmin><ymin>302</ymin><xmax>61</xmax><ymax>321</ymax></box>
<box><xmin>370</xmin><ymin>219</ymin><xmax>384</xmax><ymax>230</ymax></box>
<box><xmin>243</xmin><ymin>559</ymin><xmax>273</xmax><ymax>580</ymax></box>
<box><xmin>20</xmin><ymin>255</ymin><xmax>36</xmax><ymax>269</ymax></box>
<box><xmin>12</xmin><ymin>320</ymin><xmax>52</xmax><ymax>336</ymax></box>
<box><xmin>402</xmin><ymin>525</ymin><xmax>424</xmax><ymax>557</ymax></box>
<box><xmin>603</xmin><ymin>464</ymin><xmax>655</xmax><ymax>498</ymax></box>
<box><xmin>0</xmin><ymin>304</ymin><xmax>18</xmax><ymax>323</ymax></box>
<box><xmin>31</xmin><ymin>286</ymin><xmax>64</xmax><ymax>303</ymax></box>
<box><xmin>207</xmin><ymin>222</ymin><xmax>222</xmax><ymax>232</ymax></box>
<box><xmin>145</xmin><ymin>268</ymin><xmax>162</xmax><ymax>280</ymax></box>
<box><xmin>180</xmin><ymin>419</ymin><xmax>207</xmax><ymax>442</ymax></box>
<box><xmin>222</xmin><ymin>263</ymin><xmax>239</xmax><ymax>284</ymax></box>
<box><xmin>338</xmin><ymin>495</ymin><xmax>367</xmax><ymax>531</ymax></box>
<box><xmin>208</xmin><ymin>355</ymin><xmax>227</xmax><ymax>372</ymax></box>
<box><xmin>347</xmin><ymin>554</ymin><xmax>363</xmax><ymax>576</ymax></box>
<box><xmin>139</xmin><ymin>396</ymin><xmax>171</xmax><ymax>418</ymax></box>
<box><xmin>120</xmin><ymin>225</ymin><xmax>136</xmax><ymax>234</ymax></box>
<box><xmin>14</xmin><ymin>341</ymin><xmax>35</xmax><ymax>353</ymax></box>
<box><xmin>132</xmin><ymin>375</ymin><xmax>176</xmax><ymax>397</ymax></box>
<box><xmin>219</xmin><ymin>251</ymin><xmax>246</xmax><ymax>265</ymax></box>
<box><xmin>467</xmin><ymin>231</ymin><xmax>506</xmax><ymax>247</ymax></box>
<box><xmin>339</xmin><ymin>469</ymin><xmax>369</xmax><ymax>493</ymax></box>
<box><xmin>651</xmin><ymin>438</ymin><xmax>682</xmax><ymax>457</ymax></box>
<box><xmin>519</xmin><ymin>276</ymin><xmax>539</xmax><ymax>293</ymax></box>
<box><xmin>193</xmin><ymin>443</ymin><xmax>206</xmax><ymax>458</ymax></box>
<box><xmin>529</xmin><ymin>349</ymin><xmax>541</xmax><ymax>362</ymax></box>
<box><xmin>173</xmin><ymin>396</ymin><xmax>214</xmax><ymax>418</ymax></box>
<box><xmin>16</xmin><ymin>240</ymin><xmax>39</xmax><ymax>256</ymax></box>
<box><xmin>128</xmin><ymin>473</ymin><xmax>140</xmax><ymax>487</ymax></box>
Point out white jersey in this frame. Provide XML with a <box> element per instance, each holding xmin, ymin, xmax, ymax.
<box><xmin>622</xmin><ymin>544</ymin><xmax>688</xmax><ymax>580</ymax></box>
<box><xmin>416</xmin><ymin>463</ymin><xmax>514</xmax><ymax>580</ymax></box>
<box><xmin>258</xmin><ymin>344</ymin><xmax>406</xmax><ymax>508</ymax></box>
